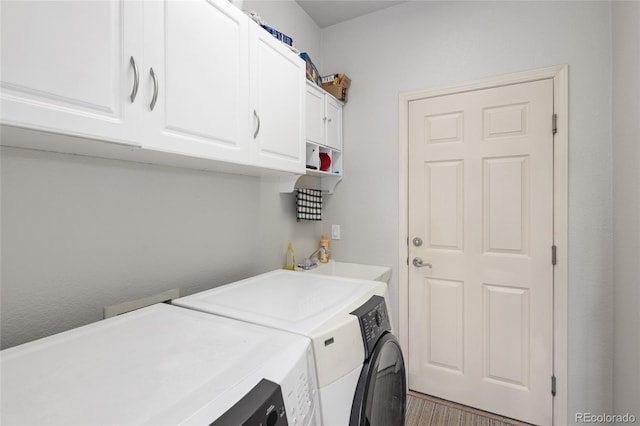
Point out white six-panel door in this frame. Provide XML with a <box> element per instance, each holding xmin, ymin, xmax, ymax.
<box><xmin>407</xmin><ymin>79</ymin><xmax>554</xmax><ymax>425</ymax></box>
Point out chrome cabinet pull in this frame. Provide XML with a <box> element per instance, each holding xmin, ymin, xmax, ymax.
<box><xmin>253</xmin><ymin>110</ymin><xmax>261</xmax><ymax>139</ymax></box>
<box><xmin>129</xmin><ymin>56</ymin><xmax>139</xmax><ymax>102</ymax></box>
<box><xmin>149</xmin><ymin>67</ymin><xmax>158</xmax><ymax>111</ymax></box>
<box><xmin>412</xmin><ymin>258</ymin><xmax>432</xmax><ymax>268</ymax></box>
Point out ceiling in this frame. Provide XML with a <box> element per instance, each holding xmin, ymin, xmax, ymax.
<box><xmin>295</xmin><ymin>0</ymin><xmax>406</xmax><ymax>28</ymax></box>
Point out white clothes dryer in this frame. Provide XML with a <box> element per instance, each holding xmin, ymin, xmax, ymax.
<box><xmin>1</xmin><ymin>303</ymin><xmax>320</xmax><ymax>426</ymax></box>
<box><xmin>173</xmin><ymin>270</ymin><xmax>406</xmax><ymax>426</ymax></box>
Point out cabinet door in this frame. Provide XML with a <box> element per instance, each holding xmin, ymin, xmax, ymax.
<box><xmin>325</xmin><ymin>96</ymin><xmax>343</xmax><ymax>151</ymax></box>
<box><xmin>0</xmin><ymin>1</ymin><xmax>142</xmax><ymax>146</ymax></box>
<box><xmin>143</xmin><ymin>0</ymin><xmax>250</xmax><ymax>163</ymax></box>
<box><xmin>306</xmin><ymin>83</ymin><xmax>325</xmax><ymax>145</ymax></box>
<box><xmin>249</xmin><ymin>23</ymin><xmax>305</xmax><ymax>174</ymax></box>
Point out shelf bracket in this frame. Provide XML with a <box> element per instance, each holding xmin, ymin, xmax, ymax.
<box><xmin>278</xmin><ymin>173</ymin><xmax>342</xmax><ymax>194</ymax></box>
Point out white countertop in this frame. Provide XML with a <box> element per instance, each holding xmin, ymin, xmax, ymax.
<box><xmin>302</xmin><ymin>260</ymin><xmax>391</xmax><ymax>283</ymax></box>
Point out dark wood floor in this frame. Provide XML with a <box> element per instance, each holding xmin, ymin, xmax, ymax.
<box><xmin>406</xmin><ymin>392</ymin><xmax>534</xmax><ymax>426</ymax></box>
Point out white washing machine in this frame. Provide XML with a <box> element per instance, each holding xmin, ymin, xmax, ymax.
<box><xmin>173</xmin><ymin>270</ymin><xmax>406</xmax><ymax>426</ymax></box>
<box><xmin>1</xmin><ymin>303</ymin><xmax>320</xmax><ymax>426</ymax></box>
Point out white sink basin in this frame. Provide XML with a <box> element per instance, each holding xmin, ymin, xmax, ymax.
<box><xmin>303</xmin><ymin>261</ymin><xmax>391</xmax><ymax>283</ymax></box>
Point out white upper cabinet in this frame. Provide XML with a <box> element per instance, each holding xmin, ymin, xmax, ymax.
<box><xmin>1</xmin><ymin>0</ymin><xmax>306</xmax><ymax>175</ymax></box>
<box><xmin>0</xmin><ymin>0</ymin><xmax>143</xmax><ymax>146</ymax></box>
<box><xmin>142</xmin><ymin>0</ymin><xmax>250</xmax><ymax>164</ymax></box>
<box><xmin>324</xmin><ymin>95</ymin><xmax>342</xmax><ymax>151</ymax></box>
<box><xmin>299</xmin><ymin>82</ymin><xmax>343</xmax><ymax>192</ymax></box>
<box><xmin>305</xmin><ymin>82</ymin><xmax>342</xmax><ymax>151</ymax></box>
<box><xmin>306</xmin><ymin>84</ymin><xmax>325</xmax><ymax>146</ymax></box>
<box><xmin>249</xmin><ymin>23</ymin><xmax>305</xmax><ymax>174</ymax></box>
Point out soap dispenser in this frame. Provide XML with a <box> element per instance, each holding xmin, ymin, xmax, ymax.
<box><xmin>285</xmin><ymin>242</ymin><xmax>296</xmax><ymax>270</ymax></box>
<box><xmin>319</xmin><ymin>235</ymin><xmax>330</xmax><ymax>263</ymax></box>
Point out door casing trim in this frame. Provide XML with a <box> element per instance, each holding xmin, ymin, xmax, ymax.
<box><xmin>398</xmin><ymin>64</ymin><xmax>568</xmax><ymax>426</ymax></box>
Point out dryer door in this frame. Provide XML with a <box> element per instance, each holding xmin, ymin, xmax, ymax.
<box><xmin>350</xmin><ymin>333</ymin><xmax>406</xmax><ymax>426</ymax></box>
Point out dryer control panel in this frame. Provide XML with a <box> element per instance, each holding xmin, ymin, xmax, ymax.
<box><xmin>211</xmin><ymin>379</ymin><xmax>288</xmax><ymax>426</ymax></box>
<box><xmin>350</xmin><ymin>295</ymin><xmax>391</xmax><ymax>360</ymax></box>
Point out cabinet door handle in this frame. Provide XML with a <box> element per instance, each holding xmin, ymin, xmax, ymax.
<box><xmin>253</xmin><ymin>109</ymin><xmax>261</xmax><ymax>139</ymax></box>
<box><xmin>129</xmin><ymin>56</ymin><xmax>139</xmax><ymax>103</ymax></box>
<box><xmin>327</xmin><ymin>118</ymin><xmax>332</xmax><ymax>123</ymax></box>
<box><xmin>149</xmin><ymin>67</ymin><xmax>158</xmax><ymax>111</ymax></box>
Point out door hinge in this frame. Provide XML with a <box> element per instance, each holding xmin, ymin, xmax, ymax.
<box><xmin>551</xmin><ymin>375</ymin><xmax>557</xmax><ymax>396</ymax></box>
<box><xmin>552</xmin><ymin>114</ymin><xmax>558</xmax><ymax>134</ymax></box>
<box><xmin>552</xmin><ymin>245</ymin><xmax>557</xmax><ymax>266</ymax></box>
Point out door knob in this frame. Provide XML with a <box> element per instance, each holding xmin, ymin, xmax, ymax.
<box><xmin>412</xmin><ymin>237</ymin><xmax>423</xmax><ymax>247</ymax></box>
<box><xmin>412</xmin><ymin>258</ymin><xmax>432</xmax><ymax>268</ymax></box>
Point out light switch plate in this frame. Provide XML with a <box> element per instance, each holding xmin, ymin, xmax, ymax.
<box><xmin>331</xmin><ymin>224</ymin><xmax>341</xmax><ymax>240</ymax></box>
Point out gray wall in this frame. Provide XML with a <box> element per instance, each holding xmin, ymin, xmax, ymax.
<box><xmin>318</xmin><ymin>1</ymin><xmax>614</xmax><ymax>422</ymax></box>
<box><xmin>0</xmin><ymin>147</ymin><xmax>257</xmax><ymax>347</ymax></box>
<box><xmin>612</xmin><ymin>1</ymin><xmax>640</xmax><ymax>419</ymax></box>
<box><xmin>243</xmin><ymin>0</ymin><xmax>321</xmax><ymax>64</ymax></box>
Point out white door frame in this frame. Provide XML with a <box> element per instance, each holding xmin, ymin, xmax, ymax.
<box><xmin>398</xmin><ymin>64</ymin><xmax>568</xmax><ymax>425</ymax></box>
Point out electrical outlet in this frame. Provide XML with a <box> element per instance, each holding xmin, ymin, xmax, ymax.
<box><xmin>331</xmin><ymin>224</ymin><xmax>341</xmax><ymax>240</ymax></box>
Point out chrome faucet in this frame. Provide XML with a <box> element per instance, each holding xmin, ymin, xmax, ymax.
<box><xmin>299</xmin><ymin>247</ymin><xmax>326</xmax><ymax>270</ymax></box>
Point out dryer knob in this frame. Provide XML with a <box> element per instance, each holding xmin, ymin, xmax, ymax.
<box><xmin>267</xmin><ymin>410</ymin><xmax>278</xmax><ymax>426</ymax></box>
<box><xmin>375</xmin><ymin>311</ymin><xmax>382</xmax><ymax>327</ymax></box>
